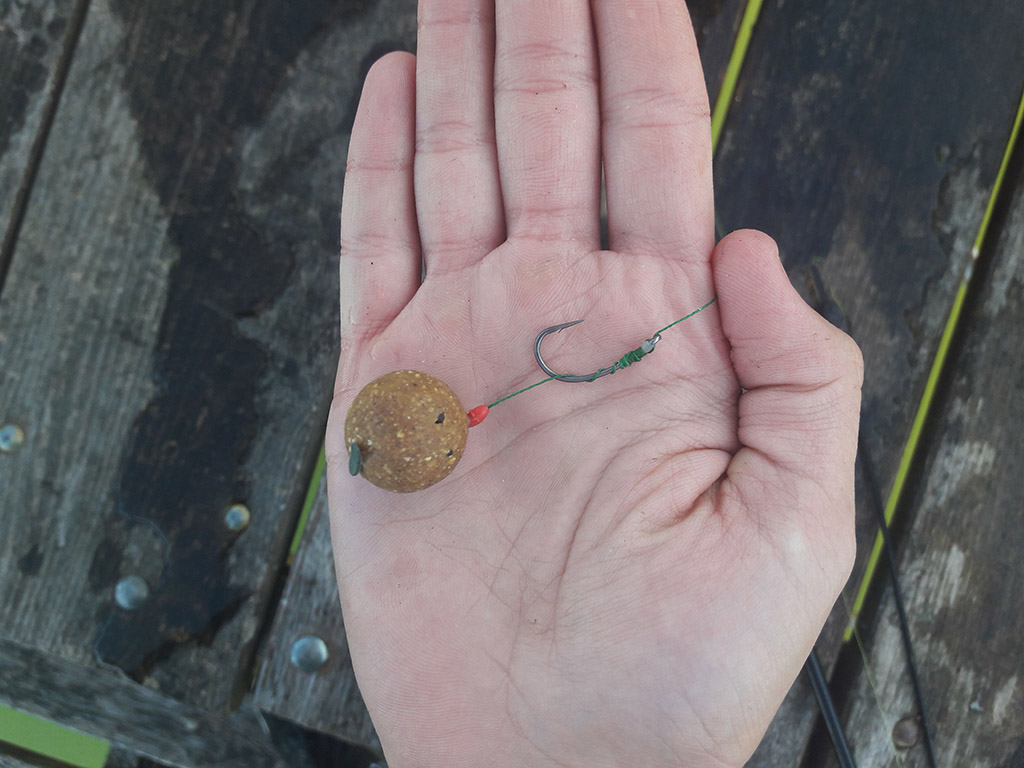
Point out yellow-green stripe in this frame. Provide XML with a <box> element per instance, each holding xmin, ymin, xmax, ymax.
<box><xmin>288</xmin><ymin>445</ymin><xmax>326</xmax><ymax>564</ymax></box>
<box><xmin>0</xmin><ymin>706</ymin><xmax>108</xmax><ymax>768</ymax></box>
<box><xmin>711</xmin><ymin>0</ymin><xmax>765</xmax><ymax>153</ymax></box>
<box><xmin>973</xmin><ymin>85</ymin><xmax>1024</xmax><ymax>257</ymax></box>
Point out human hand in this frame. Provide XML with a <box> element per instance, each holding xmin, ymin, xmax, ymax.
<box><xmin>325</xmin><ymin>2</ymin><xmax>863</xmax><ymax>767</ymax></box>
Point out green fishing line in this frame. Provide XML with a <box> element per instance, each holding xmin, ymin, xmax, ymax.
<box><xmin>486</xmin><ymin>296</ymin><xmax>717</xmax><ymax>410</ymax></box>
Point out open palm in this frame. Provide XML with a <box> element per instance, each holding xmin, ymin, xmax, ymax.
<box><xmin>325</xmin><ymin>2</ymin><xmax>863</xmax><ymax>767</ymax></box>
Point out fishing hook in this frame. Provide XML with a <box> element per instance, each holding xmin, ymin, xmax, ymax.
<box><xmin>533</xmin><ymin>320</ymin><xmax>661</xmax><ymax>382</ymax></box>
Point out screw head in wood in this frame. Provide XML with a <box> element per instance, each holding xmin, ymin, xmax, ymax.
<box><xmin>0</xmin><ymin>424</ymin><xmax>24</xmax><ymax>452</ymax></box>
<box><xmin>224</xmin><ymin>503</ymin><xmax>250</xmax><ymax>531</ymax></box>
<box><xmin>114</xmin><ymin>575</ymin><xmax>150</xmax><ymax>610</ymax></box>
<box><xmin>892</xmin><ymin>715</ymin><xmax>920</xmax><ymax>749</ymax></box>
<box><xmin>290</xmin><ymin>635</ymin><xmax>329</xmax><ymax>673</ymax></box>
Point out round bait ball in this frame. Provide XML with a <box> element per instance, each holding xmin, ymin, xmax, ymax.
<box><xmin>345</xmin><ymin>370</ymin><xmax>469</xmax><ymax>492</ymax></box>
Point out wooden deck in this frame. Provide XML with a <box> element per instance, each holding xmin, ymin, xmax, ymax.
<box><xmin>1</xmin><ymin>1</ymin><xmax>1022</xmax><ymax>766</ymax></box>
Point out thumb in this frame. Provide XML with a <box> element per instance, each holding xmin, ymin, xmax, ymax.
<box><xmin>712</xmin><ymin>230</ymin><xmax>863</xmax><ymax>560</ymax></box>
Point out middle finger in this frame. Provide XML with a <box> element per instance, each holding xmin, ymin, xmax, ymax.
<box><xmin>494</xmin><ymin>0</ymin><xmax>601</xmax><ymax>246</ymax></box>
<box><xmin>416</xmin><ymin>0</ymin><xmax>505</xmax><ymax>272</ymax></box>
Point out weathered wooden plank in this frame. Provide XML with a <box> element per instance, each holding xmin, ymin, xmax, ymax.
<box><xmin>0</xmin><ymin>0</ymin><xmax>351</xmax><ymax>727</ymax></box>
<box><xmin>0</xmin><ymin>637</ymin><xmax>285</xmax><ymax>768</ymax></box>
<box><xmin>0</xmin><ymin>742</ymin><xmax>143</xmax><ymax>768</ymax></box>
<box><xmin>0</xmin><ymin>748</ymin><xmax>69</xmax><ymax>768</ymax></box>
<box><xmin>0</xmin><ymin>0</ymin><xmax>78</xmax><ymax>271</ymax></box>
<box><xmin>0</xmin><ymin>746</ymin><xmax>62</xmax><ymax>768</ymax></box>
<box><xmin>0</xmin><ymin>0</ymin><xmax>179</xmax><ymax>688</ymax></box>
<box><xmin>710</xmin><ymin>1</ymin><xmax>1024</xmax><ymax>764</ymax></box>
<box><xmin>230</xmin><ymin>0</ymin><xmax>421</xmax><ymax>742</ymax></box>
<box><xmin>253</xmin><ymin>472</ymin><xmax>378</xmax><ymax>748</ymax></box>
<box><xmin>103</xmin><ymin>748</ymin><xmax>141</xmax><ymax>768</ymax></box>
<box><xmin>838</xmin><ymin>153</ymin><xmax>1024</xmax><ymax>766</ymax></box>
<box><xmin>251</xmin><ymin>0</ymin><xmax>751</xmax><ymax>745</ymax></box>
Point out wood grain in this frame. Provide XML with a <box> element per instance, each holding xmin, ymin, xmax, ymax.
<box><xmin>103</xmin><ymin>748</ymin><xmax>142</xmax><ymax>768</ymax></box>
<box><xmin>839</xmin><ymin>151</ymin><xmax>1024</xmax><ymax>767</ymax></box>
<box><xmin>0</xmin><ymin>749</ymin><xmax>72</xmax><ymax>768</ymax></box>
<box><xmin>252</xmin><ymin>472</ymin><xmax>378</xmax><ymax>748</ymax></box>
<box><xmin>0</xmin><ymin>636</ymin><xmax>285</xmax><ymax>768</ymax></box>
<box><xmin>0</xmin><ymin>0</ymin><xmax>353</xmax><ymax>722</ymax></box>
<box><xmin>0</xmin><ymin>0</ymin><xmax>78</xmax><ymax>272</ymax></box>
<box><xmin>0</xmin><ymin>0</ymin><xmax>179</xmax><ymax>687</ymax></box>
<box><xmin>711</xmin><ymin>1</ymin><xmax>1024</xmax><ymax>764</ymax></box>
<box><xmin>0</xmin><ymin>747</ymin><xmax>63</xmax><ymax>768</ymax></box>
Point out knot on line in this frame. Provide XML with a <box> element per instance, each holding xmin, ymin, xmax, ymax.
<box><xmin>612</xmin><ymin>344</ymin><xmax>651</xmax><ymax>372</ymax></box>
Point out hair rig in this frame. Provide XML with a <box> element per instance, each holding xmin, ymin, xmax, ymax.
<box><xmin>344</xmin><ymin>296</ymin><xmax>717</xmax><ymax>493</ymax></box>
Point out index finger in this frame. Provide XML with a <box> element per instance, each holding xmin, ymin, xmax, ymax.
<box><xmin>593</xmin><ymin>1</ymin><xmax>715</xmax><ymax>261</ymax></box>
